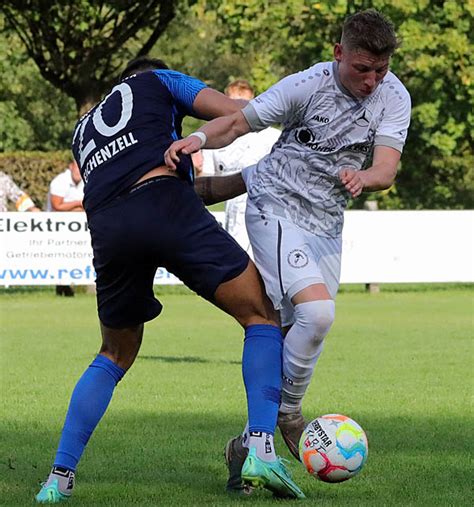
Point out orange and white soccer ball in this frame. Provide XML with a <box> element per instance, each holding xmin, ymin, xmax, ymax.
<box><xmin>299</xmin><ymin>414</ymin><xmax>368</xmax><ymax>483</ymax></box>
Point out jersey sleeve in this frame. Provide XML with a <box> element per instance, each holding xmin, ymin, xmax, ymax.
<box><xmin>153</xmin><ymin>70</ymin><xmax>207</xmax><ymax>114</ymax></box>
<box><xmin>242</xmin><ymin>67</ymin><xmax>320</xmax><ymax>131</ymax></box>
<box><xmin>375</xmin><ymin>80</ymin><xmax>411</xmax><ymax>153</ymax></box>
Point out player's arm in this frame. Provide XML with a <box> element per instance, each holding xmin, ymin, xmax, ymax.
<box><xmin>192</xmin><ymin>88</ymin><xmax>247</xmax><ymax>120</ymax></box>
<box><xmin>165</xmin><ymin>111</ymin><xmax>251</xmax><ymax>169</ymax></box>
<box><xmin>194</xmin><ymin>172</ymin><xmax>246</xmax><ymax>205</ymax></box>
<box><xmin>165</xmin><ymin>70</ymin><xmax>302</xmax><ymax>168</ymax></box>
<box><xmin>340</xmin><ymin>80</ymin><xmax>411</xmax><ymax>198</ymax></box>
<box><xmin>339</xmin><ymin>146</ymin><xmax>401</xmax><ymax>198</ymax></box>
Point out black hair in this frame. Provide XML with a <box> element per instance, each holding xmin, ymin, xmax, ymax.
<box><xmin>120</xmin><ymin>56</ymin><xmax>169</xmax><ymax>81</ymax></box>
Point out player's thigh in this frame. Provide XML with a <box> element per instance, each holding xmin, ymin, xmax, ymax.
<box><xmin>213</xmin><ymin>260</ymin><xmax>279</xmax><ymax>327</ymax></box>
<box><xmin>90</xmin><ymin>218</ymin><xmax>163</xmax><ymax>328</ymax></box>
<box><xmin>307</xmin><ymin>235</ymin><xmax>342</xmax><ymax>300</ymax></box>
<box><xmin>161</xmin><ymin>188</ymin><xmax>277</xmax><ymax>327</ymax></box>
<box><xmin>246</xmin><ymin>201</ymin><xmax>325</xmax><ymax>311</ymax></box>
<box><xmin>281</xmin><ymin>235</ymin><xmax>341</xmax><ymax>326</ymax></box>
<box><xmin>161</xmin><ymin>187</ymin><xmax>248</xmax><ymax>299</ymax></box>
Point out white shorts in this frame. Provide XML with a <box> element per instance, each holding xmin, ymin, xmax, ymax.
<box><xmin>246</xmin><ymin>200</ymin><xmax>342</xmax><ymax>326</ymax></box>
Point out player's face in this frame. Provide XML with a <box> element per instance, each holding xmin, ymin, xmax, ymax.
<box><xmin>334</xmin><ymin>43</ymin><xmax>390</xmax><ymax>98</ymax></box>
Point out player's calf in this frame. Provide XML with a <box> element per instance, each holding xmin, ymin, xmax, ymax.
<box><xmin>281</xmin><ymin>299</ymin><xmax>335</xmax><ymax>412</ymax></box>
<box><xmin>279</xmin><ymin>300</ymin><xmax>335</xmax><ymax>457</ymax></box>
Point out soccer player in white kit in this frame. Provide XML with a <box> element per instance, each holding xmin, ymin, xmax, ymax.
<box><xmin>166</xmin><ymin>8</ymin><xmax>411</xmax><ymax>488</ymax></box>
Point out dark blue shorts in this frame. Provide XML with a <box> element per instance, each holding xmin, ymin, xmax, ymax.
<box><xmin>87</xmin><ymin>176</ymin><xmax>249</xmax><ymax>328</ymax></box>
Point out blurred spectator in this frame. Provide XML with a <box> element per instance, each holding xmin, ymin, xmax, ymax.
<box><xmin>47</xmin><ymin>160</ymin><xmax>84</xmax><ymax>296</ymax></box>
<box><xmin>203</xmin><ymin>79</ymin><xmax>280</xmax><ymax>252</ymax></box>
<box><xmin>47</xmin><ymin>160</ymin><xmax>84</xmax><ymax>212</ymax></box>
<box><xmin>0</xmin><ymin>171</ymin><xmax>40</xmax><ymax>212</ymax></box>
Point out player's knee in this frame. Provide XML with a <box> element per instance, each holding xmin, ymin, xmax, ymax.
<box><xmin>294</xmin><ymin>300</ymin><xmax>335</xmax><ymax>345</ymax></box>
<box><xmin>238</xmin><ymin>307</ymin><xmax>279</xmax><ymax>328</ymax></box>
<box><xmin>100</xmin><ymin>323</ymin><xmax>143</xmax><ymax>370</ymax></box>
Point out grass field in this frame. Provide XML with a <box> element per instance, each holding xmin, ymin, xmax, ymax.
<box><xmin>1</xmin><ymin>285</ymin><xmax>472</xmax><ymax>506</ymax></box>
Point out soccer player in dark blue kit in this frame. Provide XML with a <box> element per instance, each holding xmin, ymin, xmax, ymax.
<box><xmin>35</xmin><ymin>57</ymin><xmax>305</xmax><ymax>503</ymax></box>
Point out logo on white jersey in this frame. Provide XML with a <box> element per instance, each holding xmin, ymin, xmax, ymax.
<box><xmin>288</xmin><ymin>249</ymin><xmax>309</xmax><ymax>268</ymax></box>
<box><xmin>355</xmin><ymin>108</ymin><xmax>372</xmax><ymax>127</ymax></box>
<box><xmin>314</xmin><ymin>114</ymin><xmax>330</xmax><ymax>124</ymax></box>
<box><xmin>295</xmin><ymin>128</ymin><xmax>334</xmax><ymax>153</ymax></box>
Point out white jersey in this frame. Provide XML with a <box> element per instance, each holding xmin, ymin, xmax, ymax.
<box><xmin>242</xmin><ymin>61</ymin><xmax>411</xmax><ymax>238</ymax></box>
<box><xmin>47</xmin><ymin>169</ymin><xmax>84</xmax><ymax>211</ymax></box>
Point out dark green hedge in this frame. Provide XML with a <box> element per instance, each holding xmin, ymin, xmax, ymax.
<box><xmin>0</xmin><ymin>151</ymin><xmax>71</xmax><ymax>210</ymax></box>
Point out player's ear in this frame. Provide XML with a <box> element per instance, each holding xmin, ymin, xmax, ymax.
<box><xmin>334</xmin><ymin>43</ymin><xmax>343</xmax><ymax>62</ymax></box>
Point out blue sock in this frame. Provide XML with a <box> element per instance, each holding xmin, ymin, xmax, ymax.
<box><xmin>54</xmin><ymin>354</ymin><xmax>125</xmax><ymax>471</ymax></box>
<box><xmin>242</xmin><ymin>324</ymin><xmax>282</xmax><ymax>435</ymax></box>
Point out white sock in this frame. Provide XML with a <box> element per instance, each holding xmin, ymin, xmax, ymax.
<box><xmin>280</xmin><ymin>300</ymin><xmax>335</xmax><ymax>413</ymax></box>
<box><xmin>248</xmin><ymin>431</ymin><xmax>276</xmax><ymax>461</ymax></box>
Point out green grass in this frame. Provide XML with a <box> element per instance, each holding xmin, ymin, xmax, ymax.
<box><xmin>1</xmin><ymin>287</ymin><xmax>473</xmax><ymax>506</ymax></box>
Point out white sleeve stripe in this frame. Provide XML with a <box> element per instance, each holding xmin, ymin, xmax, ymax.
<box><xmin>242</xmin><ymin>103</ymin><xmax>266</xmax><ymax>132</ymax></box>
<box><xmin>374</xmin><ymin>135</ymin><xmax>405</xmax><ymax>153</ymax></box>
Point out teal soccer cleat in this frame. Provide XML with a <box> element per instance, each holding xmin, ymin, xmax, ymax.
<box><xmin>36</xmin><ymin>479</ymin><xmax>70</xmax><ymax>503</ymax></box>
<box><xmin>241</xmin><ymin>447</ymin><xmax>306</xmax><ymax>499</ymax></box>
<box><xmin>36</xmin><ymin>468</ymin><xmax>74</xmax><ymax>504</ymax></box>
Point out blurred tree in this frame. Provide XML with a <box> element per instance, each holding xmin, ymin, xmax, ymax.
<box><xmin>0</xmin><ymin>25</ymin><xmax>76</xmax><ymax>151</ymax></box>
<box><xmin>0</xmin><ymin>0</ymin><xmax>194</xmax><ymax>115</ymax></box>
<box><xmin>0</xmin><ymin>0</ymin><xmax>472</xmax><ymax>208</ymax></box>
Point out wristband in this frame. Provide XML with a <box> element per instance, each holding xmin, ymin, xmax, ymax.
<box><xmin>188</xmin><ymin>131</ymin><xmax>207</xmax><ymax>148</ymax></box>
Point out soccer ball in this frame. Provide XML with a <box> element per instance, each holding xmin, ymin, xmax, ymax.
<box><xmin>298</xmin><ymin>414</ymin><xmax>368</xmax><ymax>483</ymax></box>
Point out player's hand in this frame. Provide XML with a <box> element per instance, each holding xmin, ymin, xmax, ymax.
<box><xmin>164</xmin><ymin>136</ymin><xmax>203</xmax><ymax>170</ymax></box>
<box><xmin>339</xmin><ymin>168</ymin><xmax>365</xmax><ymax>198</ymax></box>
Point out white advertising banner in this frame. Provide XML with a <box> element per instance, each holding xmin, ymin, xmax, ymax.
<box><xmin>341</xmin><ymin>210</ymin><xmax>473</xmax><ymax>283</ymax></box>
<box><xmin>0</xmin><ymin>210</ymin><xmax>472</xmax><ymax>285</ymax></box>
<box><xmin>0</xmin><ymin>212</ymin><xmax>225</xmax><ymax>286</ymax></box>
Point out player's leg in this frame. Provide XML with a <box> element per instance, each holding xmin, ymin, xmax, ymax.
<box><xmin>213</xmin><ymin>260</ymin><xmax>281</xmax><ymax>457</ymax></box>
<box><xmin>245</xmin><ymin>201</ymin><xmax>340</xmax><ymax>460</ymax></box>
<box><xmin>36</xmin><ymin>324</ymin><xmax>142</xmax><ymax>504</ymax></box>
<box><xmin>162</xmin><ymin>182</ymin><xmax>282</xmax><ymax>461</ymax></box>
<box><xmin>277</xmin><ymin>284</ymin><xmax>335</xmax><ymax>460</ymax></box>
<box><xmin>213</xmin><ymin>264</ymin><xmax>304</xmax><ymax>499</ymax></box>
<box><xmin>278</xmin><ymin>237</ymin><xmax>341</xmax><ymax>460</ymax></box>
<box><xmin>37</xmin><ymin>194</ymin><xmax>163</xmax><ymax>503</ymax></box>
<box><xmin>163</xmin><ymin>183</ymin><xmax>303</xmax><ymax>498</ymax></box>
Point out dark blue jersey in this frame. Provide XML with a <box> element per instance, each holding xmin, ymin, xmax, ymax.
<box><xmin>71</xmin><ymin>70</ymin><xmax>207</xmax><ymax>213</ymax></box>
